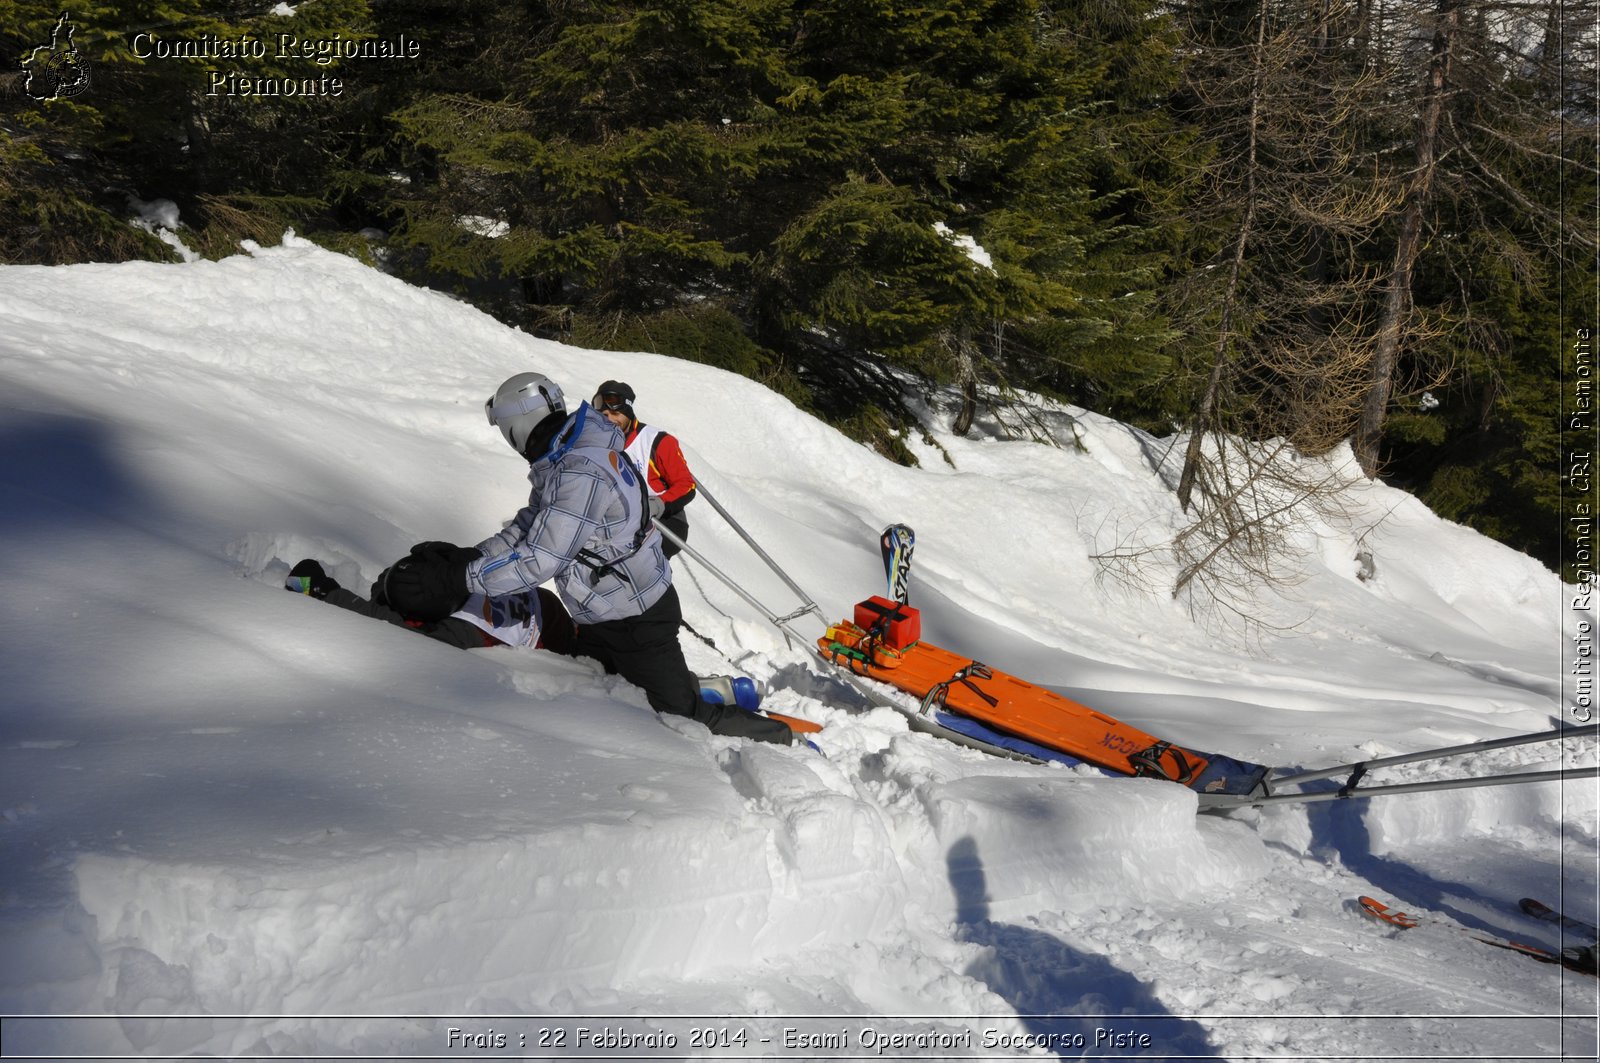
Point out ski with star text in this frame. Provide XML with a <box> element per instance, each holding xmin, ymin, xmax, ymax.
<box><xmin>1519</xmin><ymin>898</ymin><xmax>1600</xmax><ymax>943</ymax></box>
<box><xmin>879</xmin><ymin>524</ymin><xmax>914</xmax><ymax>605</ymax></box>
<box><xmin>1359</xmin><ymin>896</ymin><xmax>1597</xmax><ymax>976</ymax></box>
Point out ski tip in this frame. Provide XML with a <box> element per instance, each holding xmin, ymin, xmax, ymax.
<box><xmin>764</xmin><ymin>709</ymin><xmax>823</xmax><ymax>735</ymax></box>
<box><xmin>1358</xmin><ymin>895</ymin><xmax>1419</xmax><ymax>928</ymax></box>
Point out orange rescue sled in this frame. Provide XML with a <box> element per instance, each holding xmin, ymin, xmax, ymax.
<box><xmin>820</xmin><ymin>597</ymin><xmax>1215</xmax><ymax>786</ymax></box>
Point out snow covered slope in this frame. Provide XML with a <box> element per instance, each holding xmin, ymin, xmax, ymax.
<box><xmin>1</xmin><ymin>236</ymin><xmax>1594</xmax><ymax>1060</ymax></box>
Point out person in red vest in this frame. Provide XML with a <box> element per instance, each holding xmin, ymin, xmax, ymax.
<box><xmin>592</xmin><ymin>380</ymin><xmax>697</xmax><ymax>559</ymax></box>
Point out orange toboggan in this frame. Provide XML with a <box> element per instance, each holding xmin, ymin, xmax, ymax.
<box><xmin>819</xmin><ymin>595</ymin><xmax>1235</xmax><ymax>788</ymax></box>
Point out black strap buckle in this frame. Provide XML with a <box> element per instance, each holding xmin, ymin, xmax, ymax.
<box><xmin>918</xmin><ymin>661</ymin><xmax>996</xmax><ymax>715</ymax></box>
<box><xmin>1129</xmin><ymin>741</ymin><xmax>1198</xmax><ymax>785</ymax></box>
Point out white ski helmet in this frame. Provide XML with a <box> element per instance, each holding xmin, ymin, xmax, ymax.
<box><xmin>485</xmin><ymin>372</ymin><xmax>566</xmax><ymax>455</ymax></box>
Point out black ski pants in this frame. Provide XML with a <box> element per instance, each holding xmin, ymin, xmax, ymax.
<box><xmin>563</xmin><ymin>585</ymin><xmax>792</xmax><ymax>744</ymax></box>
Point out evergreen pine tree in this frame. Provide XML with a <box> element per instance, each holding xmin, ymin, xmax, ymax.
<box><xmin>2</xmin><ymin>1</ymin><xmax>376</xmax><ymax>263</ymax></box>
<box><xmin>384</xmin><ymin>0</ymin><xmax>1183</xmax><ymax>450</ymax></box>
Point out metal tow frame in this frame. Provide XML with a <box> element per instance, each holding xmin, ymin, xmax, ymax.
<box><xmin>1196</xmin><ymin>723</ymin><xmax>1600</xmax><ymax>812</ymax></box>
<box><xmin>653</xmin><ymin>519</ymin><xmax>817</xmax><ymax>647</ymax></box>
<box><xmin>653</xmin><ymin>496</ymin><xmax>907</xmax><ymax>712</ymax></box>
<box><xmin>689</xmin><ymin>480</ymin><xmax>829</xmax><ymax>629</ymax></box>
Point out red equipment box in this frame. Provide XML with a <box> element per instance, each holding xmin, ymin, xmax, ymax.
<box><xmin>853</xmin><ymin>596</ymin><xmax>921</xmax><ymax>649</ymax></box>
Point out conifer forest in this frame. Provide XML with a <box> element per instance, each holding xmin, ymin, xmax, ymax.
<box><xmin>4</xmin><ymin>1</ymin><xmax>1594</xmax><ymax>578</ymax></box>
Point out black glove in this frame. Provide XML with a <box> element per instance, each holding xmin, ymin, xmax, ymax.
<box><xmin>371</xmin><ymin>568</ymin><xmax>393</xmax><ymax>606</ymax></box>
<box><xmin>285</xmin><ymin>559</ymin><xmax>339</xmax><ymax>600</ymax></box>
<box><xmin>409</xmin><ymin>541</ymin><xmax>482</xmax><ymax>566</ymax></box>
<box><xmin>380</xmin><ymin>551</ymin><xmax>472</xmax><ymax>622</ymax></box>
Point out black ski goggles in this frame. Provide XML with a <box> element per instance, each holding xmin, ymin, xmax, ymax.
<box><xmin>594</xmin><ymin>393</ymin><xmax>631</xmax><ymax>412</ymax></box>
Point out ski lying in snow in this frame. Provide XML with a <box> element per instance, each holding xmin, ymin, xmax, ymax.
<box><xmin>1519</xmin><ymin>898</ymin><xmax>1600</xmax><ymax>944</ymax></box>
<box><xmin>1359</xmin><ymin>896</ymin><xmax>1596</xmax><ymax>975</ymax></box>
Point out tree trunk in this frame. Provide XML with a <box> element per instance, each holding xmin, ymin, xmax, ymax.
<box><xmin>1353</xmin><ymin>0</ymin><xmax>1460</xmax><ymax>477</ymax></box>
<box><xmin>952</xmin><ymin>324</ymin><xmax>979</xmax><ymax>437</ymax></box>
<box><xmin>1178</xmin><ymin>6</ymin><xmax>1267</xmax><ymax>513</ymax></box>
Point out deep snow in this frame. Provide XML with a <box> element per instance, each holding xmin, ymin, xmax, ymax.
<box><xmin>0</xmin><ymin>235</ymin><xmax>1595</xmax><ymax>1060</ymax></box>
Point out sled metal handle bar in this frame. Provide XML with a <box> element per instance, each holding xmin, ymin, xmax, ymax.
<box><xmin>1198</xmin><ymin>765</ymin><xmax>1600</xmax><ymax>812</ymax></box>
<box><xmin>653</xmin><ymin>519</ymin><xmax>812</xmax><ymax>648</ymax></box>
<box><xmin>691</xmin><ymin>479</ymin><xmax>829</xmax><ymax>627</ymax></box>
<box><xmin>1265</xmin><ymin>723</ymin><xmax>1600</xmax><ymax>789</ymax></box>
<box><xmin>687</xmin><ymin>477</ymin><xmax>918</xmax><ymax>718</ymax></box>
<box><xmin>658</xmin><ymin>514</ymin><xmax>884</xmax><ymax>712</ymax></box>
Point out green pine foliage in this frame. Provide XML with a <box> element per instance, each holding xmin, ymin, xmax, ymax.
<box><xmin>382</xmin><ymin>0</ymin><xmax>1184</xmax><ymax>446</ymax></box>
<box><xmin>3</xmin><ymin>0</ymin><xmax>1583</xmax><ymax>573</ymax></box>
<box><xmin>756</xmin><ymin>0</ymin><xmax>1186</xmax><ymax>428</ymax></box>
<box><xmin>1385</xmin><ymin>230</ymin><xmax>1578</xmax><ymax>574</ymax></box>
<box><xmin>2</xmin><ymin>1</ymin><xmax>376</xmax><ymax>263</ymax></box>
<box><xmin>3</xmin><ymin>4</ymin><xmax>165</xmax><ymax>263</ymax></box>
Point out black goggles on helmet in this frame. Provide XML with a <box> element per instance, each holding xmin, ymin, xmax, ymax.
<box><xmin>594</xmin><ymin>392</ymin><xmax>631</xmax><ymax>413</ymax></box>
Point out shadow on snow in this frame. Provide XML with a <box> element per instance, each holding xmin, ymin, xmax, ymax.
<box><xmin>947</xmin><ymin>836</ymin><xmax>1220</xmax><ymax>1059</ymax></box>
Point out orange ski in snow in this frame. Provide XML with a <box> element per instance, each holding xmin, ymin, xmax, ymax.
<box><xmin>1357</xmin><ymin>896</ymin><xmax>1421</xmax><ymax>929</ymax></box>
<box><xmin>1358</xmin><ymin>896</ymin><xmax>1581</xmax><ymax>969</ymax></box>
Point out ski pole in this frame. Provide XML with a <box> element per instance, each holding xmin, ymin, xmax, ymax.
<box><xmin>690</xmin><ymin>479</ymin><xmax>829</xmax><ymax>626</ymax></box>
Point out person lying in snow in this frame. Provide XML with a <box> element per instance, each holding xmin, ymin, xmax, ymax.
<box><xmin>290</xmin><ymin>371</ymin><xmax>792</xmax><ymax>746</ymax></box>
<box><xmin>285</xmin><ymin>557</ymin><xmax>574</xmax><ymax>652</ymax></box>
<box><xmin>286</xmin><ymin>558</ymin><xmax>766</xmax><ymax>720</ymax></box>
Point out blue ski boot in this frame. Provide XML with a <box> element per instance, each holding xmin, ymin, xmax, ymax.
<box><xmin>698</xmin><ymin>675</ymin><xmax>764</xmax><ymax>711</ymax></box>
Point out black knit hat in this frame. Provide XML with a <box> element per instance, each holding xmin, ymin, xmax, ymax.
<box><xmin>594</xmin><ymin>380</ymin><xmax>635</xmax><ymax>404</ymax></box>
<box><xmin>593</xmin><ymin>380</ymin><xmax>636</xmax><ymax>417</ymax></box>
